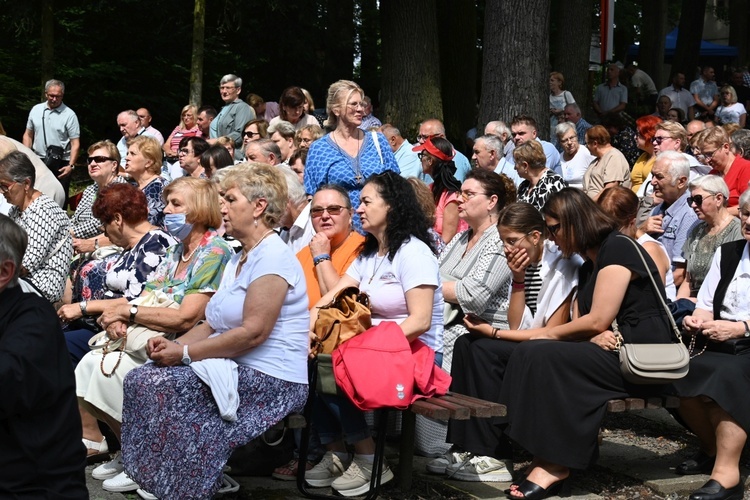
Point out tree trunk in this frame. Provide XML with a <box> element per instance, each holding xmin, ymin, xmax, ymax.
<box><xmin>479</xmin><ymin>0</ymin><xmax>550</xmax><ymax>139</ymax></box>
<box><xmin>380</xmin><ymin>0</ymin><xmax>443</xmax><ymax>141</ymax></box>
<box><xmin>638</xmin><ymin>0</ymin><xmax>667</xmax><ymax>89</ymax></box>
<box><xmin>728</xmin><ymin>0</ymin><xmax>749</xmax><ymax>69</ymax></box>
<box><xmin>189</xmin><ymin>0</ymin><xmax>206</xmax><ymax>107</ymax></box>
<box><xmin>550</xmin><ymin>0</ymin><xmax>594</xmax><ymax>121</ymax></box>
<box><xmin>672</xmin><ymin>0</ymin><xmax>707</xmax><ymax>79</ymax></box>
<box><xmin>321</xmin><ymin>0</ymin><xmax>355</xmax><ymax>86</ymax></box>
<box><xmin>40</xmin><ymin>0</ymin><xmax>54</xmax><ymax>97</ymax></box>
<box><xmin>436</xmin><ymin>0</ymin><xmax>477</xmax><ymax>150</ymax></box>
<box><xmin>357</xmin><ymin>0</ymin><xmax>380</xmax><ymax>105</ymax></box>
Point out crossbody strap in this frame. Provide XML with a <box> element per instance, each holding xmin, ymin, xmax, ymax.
<box><xmin>42</xmin><ymin>108</ymin><xmax>49</xmax><ymax>150</ymax></box>
<box><xmin>616</xmin><ymin>235</ymin><xmax>682</xmax><ymax>342</ymax></box>
<box><xmin>371</xmin><ymin>131</ymin><xmax>383</xmax><ymax>165</ymax></box>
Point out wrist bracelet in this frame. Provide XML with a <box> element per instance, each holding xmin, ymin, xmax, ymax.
<box><xmin>94</xmin><ymin>238</ymin><xmax>99</xmax><ymax>250</ymax></box>
<box><xmin>512</xmin><ymin>283</ymin><xmax>525</xmax><ymax>290</ymax></box>
<box><xmin>313</xmin><ymin>254</ymin><xmax>331</xmax><ymax>266</ymax></box>
<box><xmin>512</xmin><ymin>279</ymin><xmax>525</xmax><ymax>285</ymax></box>
<box><xmin>492</xmin><ymin>328</ymin><xmax>498</xmax><ymax>339</ymax></box>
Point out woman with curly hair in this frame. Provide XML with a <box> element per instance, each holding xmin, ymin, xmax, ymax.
<box><xmin>630</xmin><ymin>115</ymin><xmax>662</xmax><ymax>193</ymax></box>
<box><xmin>305</xmin><ymin>170</ymin><xmax>443</xmax><ymax>497</ymax></box>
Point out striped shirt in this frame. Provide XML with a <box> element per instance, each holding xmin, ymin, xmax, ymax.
<box><xmin>524</xmin><ymin>262</ymin><xmax>543</xmax><ymax>315</ymax></box>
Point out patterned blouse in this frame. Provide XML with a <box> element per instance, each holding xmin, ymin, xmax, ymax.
<box><xmin>144</xmin><ymin>229</ymin><xmax>232</xmax><ymax>304</ymax></box>
<box><xmin>11</xmin><ymin>194</ymin><xmax>73</xmax><ymax>302</ymax></box>
<box><xmin>682</xmin><ymin>218</ymin><xmax>743</xmax><ymax>297</ymax></box>
<box><xmin>69</xmin><ymin>176</ymin><xmax>128</xmax><ymax>239</ymax></box>
<box><xmin>518</xmin><ymin>169</ymin><xmax>568</xmax><ymax>212</ymax></box>
<box><xmin>141</xmin><ymin>177</ymin><xmax>166</xmax><ymax>229</ymax></box>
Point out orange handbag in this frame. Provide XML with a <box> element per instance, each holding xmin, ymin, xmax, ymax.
<box><xmin>313</xmin><ymin>286</ymin><xmax>371</xmax><ymax>355</ymax></box>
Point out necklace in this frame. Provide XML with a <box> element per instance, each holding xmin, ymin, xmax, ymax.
<box><xmin>181</xmin><ymin>244</ymin><xmax>199</xmax><ymax>262</ymax></box>
<box><xmin>331</xmin><ymin>130</ymin><xmax>363</xmax><ymax>185</ymax></box>
<box><xmin>368</xmin><ymin>253</ymin><xmax>388</xmax><ymax>284</ymax></box>
<box><xmin>238</xmin><ymin>229</ymin><xmax>275</xmax><ymax>265</ymax></box>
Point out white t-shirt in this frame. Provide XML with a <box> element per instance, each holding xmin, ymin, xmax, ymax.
<box><xmin>716</xmin><ymin>102</ymin><xmax>747</xmax><ymax>125</ymax></box>
<box><xmin>697</xmin><ymin>241</ymin><xmax>750</xmax><ymax>321</ymax></box>
<box><xmin>205</xmin><ymin>235</ymin><xmax>310</xmax><ymax>384</ymax></box>
<box><xmin>560</xmin><ymin>145</ymin><xmax>595</xmax><ymax>188</ymax></box>
<box><xmin>346</xmin><ymin>237</ymin><xmax>444</xmax><ymax>352</ymax></box>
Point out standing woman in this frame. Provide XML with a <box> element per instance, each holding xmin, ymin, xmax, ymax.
<box><xmin>0</xmin><ymin>151</ymin><xmax>72</xmax><ymax>302</ymax></box>
<box><xmin>124</xmin><ymin>136</ymin><xmax>166</xmax><ymax>228</ymax></box>
<box><xmin>630</xmin><ymin>115</ymin><xmax>662</xmax><ymax>193</ymax></box>
<box><xmin>501</xmin><ymin>188</ymin><xmax>674</xmax><ymax>499</ymax></box>
<box><xmin>715</xmin><ymin>85</ymin><xmax>747</xmax><ymax>128</ymax></box>
<box><xmin>549</xmin><ymin>72</ymin><xmax>574</xmax><ymax>147</ymax></box>
<box><xmin>556</xmin><ymin>122</ymin><xmax>595</xmax><ymax>190</ymax></box>
<box><xmin>304</xmin><ymin>80</ymin><xmax>400</xmax><ymax>233</ymax></box>
<box><xmin>413</xmin><ymin>136</ymin><xmax>467</xmax><ymax>244</ymax></box>
<box><xmin>514</xmin><ymin>140</ymin><xmax>567</xmax><ymax>211</ymax></box>
<box><xmin>163</xmin><ymin>105</ymin><xmax>202</xmax><ymax>161</ymax></box>
<box><xmin>270</xmin><ymin>86</ymin><xmax>320</xmax><ymax>131</ymax></box>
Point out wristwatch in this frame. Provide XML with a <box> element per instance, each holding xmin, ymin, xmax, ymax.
<box><xmin>79</xmin><ymin>300</ymin><xmax>88</xmax><ymax>316</ymax></box>
<box><xmin>181</xmin><ymin>345</ymin><xmax>192</xmax><ymax>365</ymax></box>
<box><xmin>129</xmin><ymin>304</ymin><xmax>139</xmax><ymax>323</ymax></box>
<box><xmin>743</xmin><ymin>321</ymin><xmax>749</xmax><ymax>338</ymax></box>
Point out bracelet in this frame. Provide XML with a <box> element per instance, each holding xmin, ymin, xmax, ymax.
<box><xmin>512</xmin><ymin>279</ymin><xmax>525</xmax><ymax>285</ymax></box>
<box><xmin>492</xmin><ymin>328</ymin><xmax>498</xmax><ymax>339</ymax></box>
<box><xmin>313</xmin><ymin>254</ymin><xmax>331</xmax><ymax>266</ymax></box>
<box><xmin>512</xmin><ymin>283</ymin><xmax>525</xmax><ymax>290</ymax></box>
<box><xmin>94</xmin><ymin>238</ymin><xmax>99</xmax><ymax>250</ymax></box>
<box><xmin>79</xmin><ymin>300</ymin><xmax>88</xmax><ymax>316</ymax></box>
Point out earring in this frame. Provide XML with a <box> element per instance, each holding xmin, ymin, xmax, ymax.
<box><xmin>254</xmin><ymin>218</ymin><xmax>258</xmax><ymax>227</ymax></box>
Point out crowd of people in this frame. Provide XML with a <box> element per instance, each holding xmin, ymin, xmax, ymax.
<box><xmin>2</xmin><ymin>65</ymin><xmax>750</xmax><ymax>500</ymax></box>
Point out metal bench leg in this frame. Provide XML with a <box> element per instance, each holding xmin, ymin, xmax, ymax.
<box><xmin>362</xmin><ymin>408</ymin><xmax>390</xmax><ymax>500</ymax></box>
<box><xmin>397</xmin><ymin>410</ymin><xmax>416</xmax><ymax>491</ymax></box>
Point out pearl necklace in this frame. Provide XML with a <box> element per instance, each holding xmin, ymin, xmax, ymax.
<box><xmin>238</xmin><ymin>229</ymin><xmax>275</xmax><ymax>265</ymax></box>
<box><xmin>181</xmin><ymin>244</ymin><xmax>199</xmax><ymax>262</ymax></box>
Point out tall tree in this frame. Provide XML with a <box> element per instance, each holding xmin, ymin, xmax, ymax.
<box><xmin>357</xmin><ymin>0</ymin><xmax>380</xmax><ymax>102</ymax></box>
<box><xmin>190</xmin><ymin>0</ymin><xmax>206</xmax><ymax>107</ymax></box>
<box><xmin>479</xmin><ymin>0</ymin><xmax>550</xmax><ymax>139</ymax></box>
<box><xmin>40</xmin><ymin>0</ymin><xmax>54</xmax><ymax>96</ymax></box>
<box><xmin>436</xmin><ymin>0</ymin><xmax>477</xmax><ymax>149</ymax></box>
<box><xmin>728</xmin><ymin>0</ymin><xmax>749</xmax><ymax>68</ymax></box>
<box><xmin>550</xmin><ymin>0</ymin><xmax>595</xmax><ymax>120</ymax></box>
<box><xmin>380</xmin><ymin>0</ymin><xmax>443</xmax><ymax>141</ymax></box>
<box><xmin>672</xmin><ymin>0</ymin><xmax>707</xmax><ymax>79</ymax></box>
<box><xmin>638</xmin><ymin>0</ymin><xmax>668</xmax><ymax>89</ymax></box>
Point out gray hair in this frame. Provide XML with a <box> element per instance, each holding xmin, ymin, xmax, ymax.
<box><xmin>118</xmin><ymin>109</ymin><xmax>139</xmax><ymax>124</ymax></box>
<box><xmin>315</xmin><ymin>183</ymin><xmax>352</xmax><ymax>209</ymax></box>
<box><xmin>0</xmin><ymin>150</ymin><xmax>36</xmax><ymax>186</ymax></box>
<box><xmin>476</xmin><ymin>134</ymin><xmax>503</xmax><ymax>154</ymax></box>
<box><xmin>277</xmin><ymin>164</ymin><xmax>308</xmax><ymax>206</ymax></box>
<box><xmin>563</xmin><ymin>103</ymin><xmax>582</xmax><ymax>114</ymax></box>
<box><xmin>485</xmin><ymin>120</ymin><xmax>511</xmax><ymax>140</ymax></box>
<box><xmin>0</xmin><ymin>214</ymin><xmax>27</xmax><ymax>288</ymax></box>
<box><xmin>249</xmin><ymin>138</ymin><xmax>281</xmax><ymax>161</ymax></box>
<box><xmin>45</xmin><ymin>79</ymin><xmax>65</xmax><ymax>93</ymax></box>
<box><xmin>220</xmin><ymin>74</ymin><xmax>242</xmax><ymax>88</ymax></box>
<box><xmin>689</xmin><ymin>174</ymin><xmax>730</xmax><ymax>206</ymax></box>
<box><xmin>731</xmin><ymin>129</ymin><xmax>750</xmax><ymax>160</ymax></box>
<box><xmin>268</xmin><ymin>120</ymin><xmax>295</xmax><ymax>139</ymax></box>
<box><xmin>656</xmin><ymin>150</ymin><xmax>690</xmax><ymax>184</ymax></box>
<box><xmin>740</xmin><ymin>188</ymin><xmax>750</xmax><ymax>212</ymax></box>
<box><xmin>555</xmin><ymin>121</ymin><xmax>576</xmax><ymax>138</ymax></box>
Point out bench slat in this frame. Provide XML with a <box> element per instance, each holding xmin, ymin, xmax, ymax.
<box><xmin>410</xmin><ymin>399</ymin><xmax>452</xmax><ymax>420</ymax></box>
<box><xmin>443</xmin><ymin>392</ymin><xmax>506</xmax><ymax>417</ymax></box>
<box><xmin>418</xmin><ymin>396</ymin><xmax>471</xmax><ymax>419</ymax></box>
<box><xmin>439</xmin><ymin>395</ymin><xmax>497</xmax><ymax>418</ymax></box>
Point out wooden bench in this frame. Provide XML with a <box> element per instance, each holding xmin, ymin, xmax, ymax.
<box><xmin>605</xmin><ymin>395</ymin><xmax>680</xmax><ymax>413</ymax></box>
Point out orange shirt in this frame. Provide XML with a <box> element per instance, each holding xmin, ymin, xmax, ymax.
<box><xmin>297</xmin><ymin>232</ymin><xmax>365</xmax><ymax>309</ymax></box>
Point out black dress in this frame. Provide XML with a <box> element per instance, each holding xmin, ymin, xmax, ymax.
<box><xmin>0</xmin><ymin>286</ymin><xmax>88</xmax><ymax>498</ymax></box>
<box><xmin>499</xmin><ymin>231</ymin><xmax>673</xmax><ymax>469</ymax></box>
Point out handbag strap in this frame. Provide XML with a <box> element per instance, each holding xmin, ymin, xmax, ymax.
<box><xmin>616</xmin><ymin>235</ymin><xmax>682</xmax><ymax>342</ymax></box>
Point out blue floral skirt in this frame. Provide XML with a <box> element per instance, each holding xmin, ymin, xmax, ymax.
<box><xmin>121</xmin><ymin>363</ymin><xmax>307</xmax><ymax>499</ymax></box>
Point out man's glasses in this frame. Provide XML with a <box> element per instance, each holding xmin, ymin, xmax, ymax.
<box><xmin>243</xmin><ymin>131</ymin><xmax>260</xmax><ymax>138</ymax></box>
<box><xmin>87</xmin><ymin>156</ymin><xmax>114</xmax><ymax>164</ymax></box>
<box><xmin>310</xmin><ymin>205</ymin><xmax>348</xmax><ymax>218</ymax></box>
<box><xmin>687</xmin><ymin>193</ymin><xmax>717</xmax><ymax>206</ymax></box>
<box><xmin>416</xmin><ymin>133</ymin><xmax>438</xmax><ymax>143</ymax></box>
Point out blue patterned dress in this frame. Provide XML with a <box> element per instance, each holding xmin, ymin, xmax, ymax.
<box><xmin>304</xmin><ymin>131</ymin><xmax>399</xmax><ymax>232</ymax></box>
<box><xmin>141</xmin><ymin>176</ymin><xmax>166</xmax><ymax>228</ymax></box>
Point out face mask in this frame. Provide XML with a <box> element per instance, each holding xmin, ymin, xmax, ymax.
<box><xmin>164</xmin><ymin>213</ymin><xmax>193</xmax><ymax>241</ymax></box>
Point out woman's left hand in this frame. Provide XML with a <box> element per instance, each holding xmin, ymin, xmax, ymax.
<box><xmin>700</xmin><ymin>320</ymin><xmax>743</xmax><ymax>342</ymax></box>
<box><xmin>73</xmin><ymin>237</ymin><xmax>96</xmax><ymax>254</ymax></box>
<box><xmin>590</xmin><ymin>330</ymin><xmax>618</xmax><ymax>351</ymax></box>
<box><xmin>149</xmin><ymin>339</ymin><xmax>183</xmax><ymax>366</ymax></box>
<box><xmin>58</xmin><ymin>304</ymin><xmax>83</xmax><ymax>322</ymax></box>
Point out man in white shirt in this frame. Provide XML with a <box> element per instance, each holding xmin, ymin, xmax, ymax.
<box><xmin>116</xmin><ymin>110</ymin><xmax>157</xmax><ymax>166</ymax></box>
<box><xmin>136</xmin><ymin>108</ymin><xmax>164</xmax><ymax>145</ymax></box>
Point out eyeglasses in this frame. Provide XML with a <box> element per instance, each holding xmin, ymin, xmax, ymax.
<box><xmin>504</xmin><ymin>232</ymin><xmax>535</xmax><ymax>248</ymax></box>
<box><xmin>651</xmin><ymin>136</ymin><xmax>671</xmax><ymax>145</ymax></box>
<box><xmin>178</xmin><ymin>148</ymin><xmax>192</xmax><ymax>155</ymax></box>
<box><xmin>687</xmin><ymin>193</ymin><xmax>717</xmax><ymax>206</ymax></box>
<box><xmin>416</xmin><ymin>133</ymin><xmax>437</xmax><ymax>143</ymax></box>
<box><xmin>546</xmin><ymin>223</ymin><xmax>561</xmax><ymax>236</ymax></box>
<box><xmin>87</xmin><ymin>156</ymin><xmax>114</xmax><ymax>164</ymax></box>
<box><xmin>459</xmin><ymin>190</ymin><xmax>488</xmax><ymax>201</ymax></box>
<box><xmin>0</xmin><ymin>182</ymin><xmax>16</xmax><ymax>194</ymax></box>
<box><xmin>560</xmin><ymin>136</ymin><xmax>577</xmax><ymax>145</ymax></box>
<box><xmin>310</xmin><ymin>205</ymin><xmax>348</xmax><ymax>218</ymax></box>
<box><xmin>219</xmin><ymin>85</ymin><xmax>237</xmax><ymax>91</ymax></box>
<box><xmin>346</xmin><ymin>102</ymin><xmax>365</xmax><ymax>110</ymax></box>
<box><xmin>46</xmin><ymin>93</ymin><xmax>62</xmax><ymax>100</ymax></box>
<box><xmin>417</xmin><ymin>151</ymin><xmax>429</xmax><ymax>160</ymax></box>
<box><xmin>243</xmin><ymin>131</ymin><xmax>260</xmax><ymax>138</ymax></box>
<box><xmin>698</xmin><ymin>149</ymin><xmax>719</xmax><ymax>161</ymax></box>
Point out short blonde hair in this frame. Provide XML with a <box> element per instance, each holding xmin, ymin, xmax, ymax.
<box><xmin>87</xmin><ymin>139</ymin><xmax>121</xmax><ymax>165</ymax></box>
<box><xmin>219</xmin><ymin>162</ymin><xmax>288</xmax><ymax>227</ymax></box>
<box><xmin>550</xmin><ymin>71</ymin><xmax>565</xmax><ymax>88</ymax></box>
<box><xmin>179</xmin><ymin>104</ymin><xmax>198</xmax><ymax>129</ymax></box>
<box><xmin>128</xmin><ymin>136</ymin><xmax>162</xmax><ymax>175</ymax></box>
<box><xmin>325</xmin><ymin>80</ymin><xmax>363</xmax><ymax>130</ymax></box>
<box><xmin>163</xmin><ymin>177</ymin><xmax>222</xmax><ymax>229</ymax></box>
<box><xmin>720</xmin><ymin>85</ymin><xmax>738</xmax><ymax>104</ymax></box>
<box><xmin>699</xmin><ymin>126</ymin><xmax>730</xmax><ymax>151</ymax></box>
<box><xmin>513</xmin><ymin>140</ymin><xmax>546</xmax><ymax>170</ymax></box>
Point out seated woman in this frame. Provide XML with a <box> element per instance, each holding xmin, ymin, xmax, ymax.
<box><xmin>120</xmin><ymin>163</ymin><xmax>310</xmax><ymax>499</ymax></box>
<box><xmin>556</xmin><ymin>122</ymin><xmax>595</xmax><ymax>190</ymax></box>
<box><xmin>200</xmin><ymin>144</ymin><xmax>234</xmax><ymax>179</ymax></box>
<box><xmin>597</xmin><ymin>186</ymin><xmax>676</xmax><ymax>300</ymax></box>
<box><xmin>125</xmin><ymin>136</ymin><xmax>166</xmax><ymax>228</ymax></box>
<box><xmin>270</xmin><ymin>86</ymin><xmax>321</xmax><ymax>131</ymax></box>
<box><xmin>305</xmin><ymin>171</ymin><xmax>443</xmax><ymax>497</ymax></box>
<box><xmin>432</xmin><ymin>202</ymin><xmax>581</xmax><ymax>481</ymax></box>
<box><xmin>0</xmin><ymin>150</ymin><xmax>72</xmax><ymax>302</ymax></box>
<box><xmin>295</xmin><ymin>123</ymin><xmax>324</xmax><ymax>150</ymax></box>
<box><xmin>514</xmin><ymin>140</ymin><xmax>567</xmax><ymax>211</ymax></box>
<box><xmin>75</xmin><ymin>177</ymin><xmax>232</xmax><ymax>493</ymax></box>
<box><xmin>678</xmin><ymin>175</ymin><xmax>742</xmax><ymax>300</ymax></box>
<box><xmin>162</xmin><ymin>104</ymin><xmax>201</xmax><ymax>181</ymax></box>
<box><xmin>413</xmin><ymin>136</ymin><xmax>467</xmax><ymax>243</ymax></box>
<box><xmin>672</xmin><ymin>189</ymin><xmax>750</xmax><ymax>500</ymax></box>
<box><xmin>297</xmin><ymin>184</ymin><xmax>364</xmax><ymax>308</ymax></box>
<box><xmin>583</xmin><ymin>125</ymin><xmax>632</xmax><ymax>201</ymax></box>
<box><xmin>630</xmin><ymin>115</ymin><xmax>662</xmax><ymax>194</ymax></box>
<box><xmin>500</xmin><ymin>188</ymin><xmax>674</xmax><ymax>500</ymax></box>
<box><xmin>241</xmin><ymin>118</ymin><xmax>269</xmax><ymax>151</ymax></box>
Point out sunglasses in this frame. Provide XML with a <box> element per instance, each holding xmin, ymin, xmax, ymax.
<box><xmin>651</xmin><ymin>136</ymin><xmax>670</xmax><ymax>145</ymax></box>
<box><xmin>546</xmin><ymin>223</ymin><xmax>561</xmax><ymax>236</ymax></box>
<box><xmin>310</xmin><ymin>205</ymin><xmax>348</xmax><ymax>217</ymax></box>
<box><xmin>243</xmin><ymin>131</ymin><xmax>260</xmax><ymax>138</ymax></box>
<box><xmin>87</xmin><ymin>156</ymin><xmax>114</xmax><ymax>164</ymax></box>
<box><xmin>687</xmin><ymin>194</ymin><xmax>717</xmax><ymax>206</ymax></box>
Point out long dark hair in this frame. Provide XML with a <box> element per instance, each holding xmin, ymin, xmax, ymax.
<box><xmin>542</xmin><ymin>188</ymin><xmax>617</xmax><ymax>257</ymax></box>
<box><xmin>359</xmin><ymin>171</ymin><xmax>437</xmax><ymax>259</ymax></box>
<box><xmin>428</xmin><ymin>137</ymin><xmax>461</xmax><ymax>203</ymax></box>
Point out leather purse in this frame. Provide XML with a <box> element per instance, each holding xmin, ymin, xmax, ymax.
<box><xmin>313</xmin><ymin>286</ymin><xmax>371</xmax><ymax>355</ymax></box>
<box><xmin>614</xmin><ymin>235</ymin><xmax>690</xmax><ymax>385</ymax></box>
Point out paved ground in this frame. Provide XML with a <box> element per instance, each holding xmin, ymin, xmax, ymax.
<box><xmin>86</xmin><ymin>410</ymin><xmax>750</xmax><ymax>499</ymax></box>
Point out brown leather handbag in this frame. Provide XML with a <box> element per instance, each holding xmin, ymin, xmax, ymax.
<box><xmin>313</xmin><ymin>286</ymin><xmax>371</xmax><ymax>355</ymax></box>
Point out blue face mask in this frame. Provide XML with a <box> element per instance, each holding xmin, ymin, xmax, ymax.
<box><xmin>164</xmin><ymin>213</ymin><xmax>193</xmax><ymax>241</ymax></box>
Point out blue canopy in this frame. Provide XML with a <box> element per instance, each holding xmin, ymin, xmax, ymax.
<box><xmin>628</xmin><ymin>28</ymin><xmax>738</xmax><ymax>58</ymax></box>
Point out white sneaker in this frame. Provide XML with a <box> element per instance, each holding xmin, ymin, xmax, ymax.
<box><xmin>102</xmin><ymin>471</ymin><xmax>140</xmax><ymax>492</ymax></box>
<box><xmin>305</xmin><ymin>451</ymin><xmax>351</xmax><ymax>487</ymax></box>
<box><xmin>331</xmin><ymin>456</ymin><xmax>394</xmax><ymax>497</ymax></box>
<box><xmin>91</xmin><ymin>451</ymin><xmax>124</xmax><ymax>480</ymax></box>
<box><xmin>426</xmin><ymin>449</ymin><xmax>473</xmax><ymax>475</ymax></box>
<box><xmin>136</xmin><ymin>489</ymin><xmax>158</xmax><ymax>500</ymax></box>
<box><xmin>449</xmin><ymin>455</ymin><xmax>513</xmax><ymax>482</ymax></box>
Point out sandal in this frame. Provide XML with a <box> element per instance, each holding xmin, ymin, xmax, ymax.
<box><xmin>272</xmin><ymin>458</ymin><xmax>315</xmax><ymax>481</ymax></box>
<box><xmin>83</xmin><ymin>437</ymin><xmax>110</xmax><ymax>464</ymax></box>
